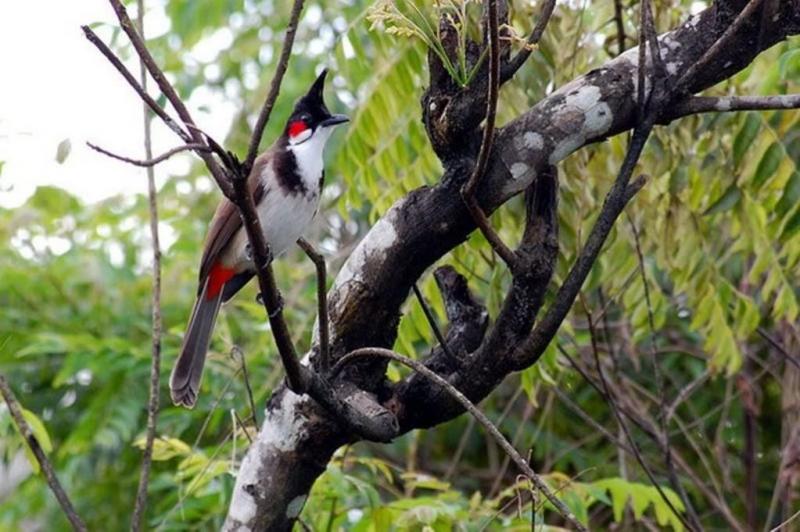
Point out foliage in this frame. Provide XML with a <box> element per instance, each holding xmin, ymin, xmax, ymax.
<box><xmin>0</xmin><ymin>0</ymin><xmax>798</xmax><ymax>530</ymax></box>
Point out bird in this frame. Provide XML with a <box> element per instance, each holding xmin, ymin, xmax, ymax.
<box><xmin>170</xmin><ymin>69</ymin><xmax>349</xmax><ymax>408</ymax></box>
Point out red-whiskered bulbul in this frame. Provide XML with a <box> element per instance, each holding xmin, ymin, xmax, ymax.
<box><xmin>170</xmin><ymin>69</ymin><xmax>348</xmax><ymax>408</ymax></box>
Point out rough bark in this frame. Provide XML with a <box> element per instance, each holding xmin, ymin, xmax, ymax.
<box><xmin>223</xmin><ymin>2</ymin><xmax>800</xmax><ymax>530</ymax></box>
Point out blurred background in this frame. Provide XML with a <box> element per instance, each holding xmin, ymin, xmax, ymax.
<box><xmin>1</xmin><ymin>0</ymin><xmax>799</xmax><ymax>529</ymax></box>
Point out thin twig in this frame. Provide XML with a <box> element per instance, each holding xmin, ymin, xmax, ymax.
<box><xmin>412</xmin><ymin>282</ymin><xmax>455</xmax><ymax>361</ymax></box>
<box><xmin>131</xmin><ymin>3</ymin><xmax>163</xmax><ymax>529</ymax></box>
<box><xmin>757</xmin><ymin>326</ymin><xmax>800</xmax><ymax>371</ymax></box>
<box><xmin>582</xmin><ymin>307</ymin><xmax>694</xmax><ymax>531</ymax></box>
<box><xmin>667</xmin><ymin>94</ymin><xmax>800</xmax><ymax>120</ymax></box>
<box><xmin>332</xmin><ymin>348</ymin><xmax>588</xmax><ymax>531</ymax></box>
<box><xmin>298</xmin><ymin>238</ymin><xmax>330</xmax><ymax>374</ymax></box>
<box><xmin>0</xmin><ymin>375</ymin><xmax>87</xmax><ymax>532</ymax></box>
<box><xmin>626</xmin><ymin>213</ymin><xmax>701</xmax><ymax>530</ymax></box>
<box><xmin>770</xmin><ymin>505</ymin><xmax>800</xmax><ymax>532</ymax></box>
<box><xmin>234</xmin><ymin>346</ymin><xmax>259</xmax><ymax>427</ymax></box>
<box><xmin>104</xmin><ymin>0</ymin><xmax>233</xmax><ymax>198</ymax></box>
<box><xmin>87</xmin><ymin>142</ymin><xmax>210</xmax><ymax>168</ymax></box>
<box><xmin>461</xmin><ymin>0</ymin><xmax>518</xmax><ymax>270</ymax></box>
<box><xmin>613</xmin><ymin>0</ymin><xmax>626</xmax><ymax>56</ymax></box>
<box><xmin>243</xmin><ymin>0</ymin><xmax>306</xmax><ymax>174</ymax></box>
<box><xmin>500</xmin><ymin>0</ymin><xmax>557</xmax><ymax>82</ymax></box>
<box><xmin>81</xmin><ymin>25</ymin><xmax>190</xmax><ymax>143</ymax></box>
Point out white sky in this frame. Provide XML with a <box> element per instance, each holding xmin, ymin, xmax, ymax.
<box><xmin>0</xmin><ymin>1</ymin><xmax>235</xmax><ymax>209</ymax></box>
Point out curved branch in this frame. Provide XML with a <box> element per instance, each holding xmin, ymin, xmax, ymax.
<box><xmin>332</xmin><ymin>348</ymin><xmax>587</xmax><ymax>532</ymax></box>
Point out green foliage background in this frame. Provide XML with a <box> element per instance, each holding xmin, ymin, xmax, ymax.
<box><xmin>1</xmin><ymin>0</ymin><xmax>799</xmax><ymax>530</ymax></box>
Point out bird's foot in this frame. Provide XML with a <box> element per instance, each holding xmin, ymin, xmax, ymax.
<box><xmin>245</xmin><ymin>243</ymin><xmax>274</xmax><ymax>266</ymax></box>
<box><xmin>256</xmin><ymin>292</ymin><xmax>285</xmax><ymax>318</ymax></box>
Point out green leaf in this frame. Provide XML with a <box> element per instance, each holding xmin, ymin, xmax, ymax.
<box><xmin>751</xmin><ymin>142</ymin><xmax>784</xmax><ymax>190</ymax></box>
<box><xmin>13</xmin><ymin>409</ymin><xmax>54</xmax><ymax>474</ymax></box>
<box><xmin>779</xmin><ymin>48</ymin><xmax>800</xmax><ymax>80</ymax></box>
<box><xmin>704</xmin><ymin>184</ymin><xmax>741</xmax><ymax>216</ymax></box>
<box><xmin>733</xmin><ymin>114</ymin><xmax>761</xmax><ymax>167</ymax></box>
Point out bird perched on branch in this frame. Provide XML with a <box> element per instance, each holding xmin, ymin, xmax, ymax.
<box><xmin>170</xmin><ymin>69</ymin><xmax>348</xmax><ymax>408</ymax></box>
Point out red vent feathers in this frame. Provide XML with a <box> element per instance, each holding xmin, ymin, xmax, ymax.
<box><xmin>206</xmin><ymin>263</ymin><xmax>237</xmax><ymax>300</ymax></box>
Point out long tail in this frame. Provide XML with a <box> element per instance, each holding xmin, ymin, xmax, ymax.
<box><xmin>170</xmin><ymin>281</ymin><xmax>223</xmax><ymax>408</ymax></box>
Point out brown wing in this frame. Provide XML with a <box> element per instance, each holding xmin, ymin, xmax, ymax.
<box><xmin>197</xmin><ymin>152</ymin><xmax>272</xmax><ymax>285</ymax></box>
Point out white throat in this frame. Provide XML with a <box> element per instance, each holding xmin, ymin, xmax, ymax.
<box><xmin>289</xmin><ymin>127</ymin><xmax>334</xmax><ymax>189</ymax></box>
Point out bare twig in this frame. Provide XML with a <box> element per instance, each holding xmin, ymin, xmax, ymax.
<box><xmin>461</xmin><ymin>0</ymin><xmax>518</xmax><ymax>270</ymax></box>
<box><xmin>627</xmin><ymin>214</ymin><xmax>701</xmax><ymax>530</ymax></box>
<box><xmin>412</xmin><ymin>283</ymin><xmax>455</xmax><ymax>361</ymax></box>
<box><xmin>500</xmin><ymin>0</ymin><xmax>557</xmax><ymax>82</ymax></box>
<box><xmin>332</xmin><ymin>347</ymin><xmax>587</xmax><ymax>531</ymax></box>
<box><xmin>582</xmin><ymin>308</ymin><xmax>694</xmax><ymax>531</ymax></box>
<box><xmin>131</xmin><ymin>2</ymin><xmax>163</xmax><ymax>528</ymax></box>
<box><xmin>104</xmin><ymin>0</ymin><xmax>233</xmax><ymax>198</ymax></box>
<box><xmin>667</xmin><ymin>94</ymin><xmax>800</xmax><ymax>120</ymax></box>
<box><xmin>87</xmin><ymin>142</ymin><xmax>210</xmax><ymax>168</ymax></box>
<box><xmin>243</xmin><ymin>0</ymin><xmax>306</xmax><ymax>174</ymax></box>
<box><xmin>0</xmin><ymin>375</ymin><xmax>87</xmax><ymax>532</ymax></box>
<box><xmin>770</xmin><ymin>506</ymin><xmax>800</xmax><ymax>532</ymax></box>
<box><xmin>298</xmin><ymin>238</ymin><xmax>330</xmax><ymax>374</ymax></box>
<box><xmin>613</xmin><ymin>0</ymin><xmax>626</xmax><ymax>55</ymax></box>
<box><xmin>233</xmin><ymin>346</ymin><xmax>259</xmax><ymax>427</ymax></box>
<box><xmin>81</xmin><ymin>25</ymin><xmax>190</xmax><ymax>143</ymax></box>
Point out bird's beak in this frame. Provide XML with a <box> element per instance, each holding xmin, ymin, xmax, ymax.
<box><xmin>320</xmin><ymin>114</ymin><xmax>349</xmax><ymax>127</ymax></box>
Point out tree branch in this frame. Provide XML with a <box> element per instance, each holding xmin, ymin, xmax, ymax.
<box><xmin>81</xmin><ymin>25</ymin><xmax>190</xmax><ymax>143</ymax></box>
<box><xmin>0</xmin><ymin>376</ymin><xmax>87</xmax><ymax>532</ymax></box>
<box><xmin>130</xmin><ymin>1</ymin><xmax>162</xmax><ymax>529</ymax></box>
<box><xmin>243</xmin><ymin>0</ymin><xmax>306</xmax><ymax>174</ymax></box>
<box><xmin>87</xmin><ymin>142</ymin><xmax>210</xmax><ymax>168</ymax></box>
<box><xmin>461</xmin><ymin>0</ymin><xmax>517</xmax><ymax>269</ymax></box>
<box><xmin>500</xmin><ymin>0</ymin><xmax>557</xmax><ymax>82</ymax></box>
<box><xmin>104</xmin><ymin>0</ymin><xmax>233</xmax><ymax>198</ymax></box>
<box><xmin>667</xmin><ymin>93</ymin><xmax>800</xmax><ymax>119</ymax></box>
<box><xmin>332</xmin><ymin>348</ymin><xmax>587</xmax><ymax>531</ymax></box>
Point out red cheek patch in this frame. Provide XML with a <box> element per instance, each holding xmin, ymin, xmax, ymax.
<box><xmin>288</xmin><ymin>120</ymin><xmax>308</xmax><ymax>138</ymax></box>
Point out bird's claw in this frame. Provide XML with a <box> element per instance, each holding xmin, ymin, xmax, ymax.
<box><xmin>268</xmin><ymin>294</ymin><xmax>284</xmax><ymax>318</ymax></box>
<box><xmin>245</xmin><ymin>243</ymin><xmax>274</xmax><ymax>266</ymax></box>
<box><xmin>256</xmin><ymin>292</ymin><xmax>284</xmax><ymax>319</ymax></box>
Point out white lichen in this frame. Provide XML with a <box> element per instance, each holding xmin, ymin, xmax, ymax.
<box><xmin>666</xmin><ymin>62</ymin><xmax>679</xmax><ymax>75</ymax></box>
<box><xmin>583</xmin><ymin>101</ymin><xmax>612</xmax><ymax>136</ymax></box>
<box><xmin>226</xmin><ymin>392</ymin><xmax>310</xmax><ymax>528</ymax></box>
<box><xmin>332</xmin><ymin>199</ymin><xmax>401</xmax><ymax>306</ymax></box>
<box><xmin>523</xmin><ymin>131</ymin><xmax>544</xmax><ymax>150</ymax></box>
<box><xmin>510</xmin><ymin>162</ymin><xmax>529</xmax><ymax>180</ymax></box>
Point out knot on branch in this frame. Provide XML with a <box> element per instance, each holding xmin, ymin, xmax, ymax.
<box><xmin>421</xmin><ymin>3</ymin><xmax>510</xmax><ymax>163</ymax></box>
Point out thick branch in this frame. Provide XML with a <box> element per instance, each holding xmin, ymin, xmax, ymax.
<box><xmin>332</xmin><ymin>348</ymin><xmax>586</xmax><ymax>531</ymax></box>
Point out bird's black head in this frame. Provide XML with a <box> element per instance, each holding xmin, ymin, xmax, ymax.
<box><xmin>285</xmin><ymin>69</ymin><xmax>349</xmax><ymax>145</ymax></box>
